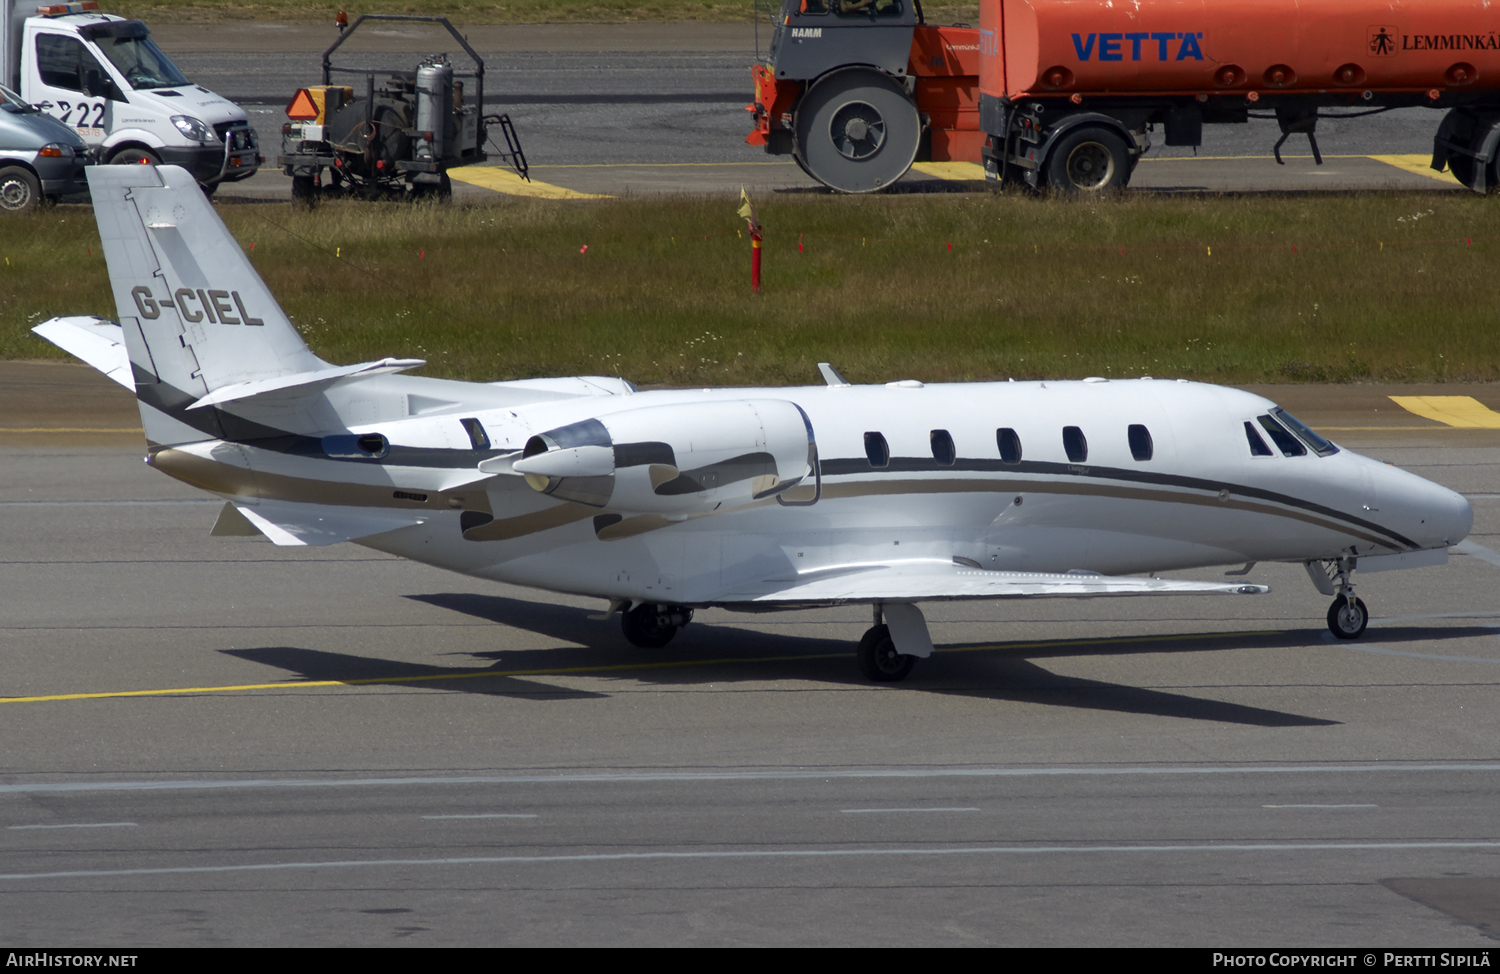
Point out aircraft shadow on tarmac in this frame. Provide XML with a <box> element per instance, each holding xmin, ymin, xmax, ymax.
<box><xmin>211</xmin><ymin>591</ymin><xmax>1500</xmax><ymax>726</ymax></box>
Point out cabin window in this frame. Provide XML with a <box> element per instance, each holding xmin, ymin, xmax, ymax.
<box><xmin>930</xmin><ymin>429</ymin><xmax>955</xmax><ymax>465</ymax></box>
<box><xmin>1127</xmin><ymin>424</ymin><xmax>1153</xmax><ymax>461</ymax></box>
<box><xmin>1257</xmin><ymin>415</ymin><xmax>1306</xmax><ymax>456</ymax></box>
<box><xmin>1273</xmin><ymin>408</ymin><xmax>1339</xmax><ymax>457</ymax></box>
<box><xmin>1244</xmin><ymin>422</ymin><xmax>1273</xmax><ymax>457</ymax></box>
<box><xmin>460</xmin><ymin>417</ymin><xmax>490</xmax><ymax>450</ymax></box>
<box><xmin>864</xmin><ymin>431</ymin><xmax>890</xmax><ymax>468</ymax></box>
<box><xmin>797</xmin><ymin>0</ymin><xmax>829</xmax><ymax>13</ymax></box>
<box><xmin>996</xmin><ymin>427</ymin><xmax>1022</xmax><ymax>464</ymax></box>
<box><xmin>1062</xmin><ymin>426</ymin><xmax>1088</xmax><ymax>463</ymax></box>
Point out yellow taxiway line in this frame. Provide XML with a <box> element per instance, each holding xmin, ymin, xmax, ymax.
<box><xmin>447</xmin><ymin>166</ymin><xmax>611</xmax><ymax>199</ymax></box>
<box><xmin>1390</xmin><ymin>395</ymin><xmax>1500</xmax><ymax>428</ymax></box>
<box><xmin>0</xmin><ymin>631</ymin><xmax>1278</xmax><ymax>705</ymax></box>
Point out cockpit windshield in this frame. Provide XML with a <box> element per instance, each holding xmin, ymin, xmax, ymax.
<box><xmin>1272</xmin><ymin>407</ymin><xmax>1339</xmax><ymax>456</ymax></box>
<box><xmin>82</xmin><ymin>22</ymin><xmax>190</xmax><ymax>90</ymax></box>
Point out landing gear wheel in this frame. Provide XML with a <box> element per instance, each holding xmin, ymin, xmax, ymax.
<box><xmin>621</xmin><ymin>603</ymin><xmax>680</xmax><ymax>648</ymax></box>
<box><xmin>1043</xmin><ymin>126</ymin><xmax>1130</xmax><ymax>193</ymax></box>
<box><xmin>1327</xmin><ymin>597</ymin><xmax>1369</xmax><ymax>639</ymax></box>
<box><xmin>107</xmin><ymin>147</ymin><xmax>161</xmax><ymax>167</ymax></box>
<box><xmin>794</xmin><ymin>68</ymin><xmax>921</xmax><ymax>193</ymax></box>
<box><xmin>0</xmin><ymin>166</ymin><xmax>42</xmax><ymax>213</ymax></box>
<box><xmin>857</xmin><ymin>624</ymin><xmax>915</xmax><ymax>682</ymax></box>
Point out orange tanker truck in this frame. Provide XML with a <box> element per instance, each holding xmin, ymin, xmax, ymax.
<box><xmin>747</xmin><ymin>0</ymin><xmax>1500</xmax><ymax>193</ymax></box>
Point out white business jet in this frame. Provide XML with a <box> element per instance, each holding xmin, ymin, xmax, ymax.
<box><xmin>35</xmin><ymin>166</ymin><xmax>1473</xmax><ymax>681</ymax></box>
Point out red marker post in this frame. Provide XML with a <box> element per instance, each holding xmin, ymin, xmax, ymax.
<box><xmin>737</xmin><ymin>187</ymin><xmax>762</xmax><ymax>294</ymax></box>
<box><xmin>751</xmin><ymin>228</ymin><xmax>763</xmax><ymax>293</ymax></box>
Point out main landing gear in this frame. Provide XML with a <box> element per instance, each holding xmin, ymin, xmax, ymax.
<box><xmin>855</xmin><ymin>603</ymin><xmax>933</xmax><ymax>682</ymax></box>
<box><xmin>1311</xmin><ymin>557</ymin><xmax>1370</xmax><ymax>639</ymax></box>
<box><xmin>857</xmin><ymin>623</ymin><xmax>914</xmax><ymax>682</ymax></box>
<box><xmin>620</xmin><ymin>602</ymin><xmax>693</xmax><ymax>648</ymax></box>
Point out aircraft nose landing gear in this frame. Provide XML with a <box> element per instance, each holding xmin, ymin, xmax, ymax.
<box><xmin>1312</xmin><ymin>557</ymin><xmax>1370</xmax><ymax>639</ymax></box>
<box><xmin>1328</xmin><ymin>596</ymin><xmax>1370</xmax><ymax>639</ymax></box>
<box><xmin>621</xmin><ymin>602</ymin><xmax>693</xmax><ymax>648</ymax></box>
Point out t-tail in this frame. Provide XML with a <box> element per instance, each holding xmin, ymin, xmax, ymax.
<box><xmin>33</xmin><ymin>165</ymin><xmax>420</xmax><ymax>447</ymax></box>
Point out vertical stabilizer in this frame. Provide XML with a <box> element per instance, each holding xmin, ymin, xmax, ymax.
<box><xmin>88</xmin><ymin>165</ymin><xmax>327</xmax><ymax>443</ymax></box>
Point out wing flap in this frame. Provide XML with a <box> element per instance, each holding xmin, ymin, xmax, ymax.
<box><xmin>718</xmin><ymin>560</ymin><xmax>1269</xmax><ymax>605</ymax></box>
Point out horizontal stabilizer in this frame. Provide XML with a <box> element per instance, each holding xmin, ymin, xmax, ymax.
<box><xmin>187</xmin><ymin>357</ymin><xmax>426</xmax><ymax>410</ymax></box>
<box><xmin>233</xmin><ymin>499</ymin><xmax>429</xmax><ymax>547</ymax></box>
<box><xmin>31</xmin><ymin>317</ymin><xmax>133</xmax><ymax>389</ymax></box>
<box><xmin>720</xmin><ymin>560</ymin><xmax>1270</xmax><ymax>605</ymax></box>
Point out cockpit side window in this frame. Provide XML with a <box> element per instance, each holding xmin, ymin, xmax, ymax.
<box><xmin>1272</xmin><ymin>408</ymin><xmax>1339</xmax><ymax>457</ymax></box>
<box><xmin>1257</xmin><ymin>415</ymin><xmax>1307</xmax><ymax>456</ymax></box>
<box><xmin>1244</xmin><ymin>422</ymin><xmax>1273</xmax><ymax>457</ymax></box>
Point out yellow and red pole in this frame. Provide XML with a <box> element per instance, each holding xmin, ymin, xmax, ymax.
<box><xmin>751</xmin><ymin>228</ymin><xmax>762</xmax><ymax>294</ymax></box>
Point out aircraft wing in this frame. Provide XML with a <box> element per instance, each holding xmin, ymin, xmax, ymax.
<box><xmin>32</xmin><ymin>317</ymin><xmax>133</xmax><ymax>390</ymax></box>
<box><xmin>716</xmin><ymin>560</ymin><xmax>1269</xmax><ymax>607</ymax></box>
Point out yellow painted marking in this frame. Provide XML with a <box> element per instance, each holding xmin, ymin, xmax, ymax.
<box><xmin>0</xmin><ymin>427</ymin><xmax>142</xmax><ymax>433</ymax></box>
<box><xmin>534</xmin><ymin>162</ymin><xmax>797</xmax><ymax>170</ymax></box>
<box><xmin>0</xmin><ymin>630</ymin><xmax>1278</xmax><ymax>705</ymax></box>
<box><xmin>447</xmin><ymin>167</ymin><xmax>611</xmax><ymax>199</ymax></box>
<box><xmin>1368</xmin><ymin>154</ymin><xmax>1465</xmax><ymax>186</ymax></box>
<box><xmin>910</xmin><ymin>161</ymin><xmax>987</xmax><ymax>181</ymax></box>
<box><xmin>1389</xmin><ymin>396</ymin><xmax>1500</xmax><ymax>428</ymax></box>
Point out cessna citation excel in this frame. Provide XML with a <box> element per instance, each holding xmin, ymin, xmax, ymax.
<box><xmin>35</xmin><ymin>166</ymin><xmax>1473</xmax><ymax>681</ymax></box>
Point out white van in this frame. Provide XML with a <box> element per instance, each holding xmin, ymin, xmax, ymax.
<box><xmin>2</xmin><ymin>1</ymin><xmax>259</xmax><ymax>191</ymax></box>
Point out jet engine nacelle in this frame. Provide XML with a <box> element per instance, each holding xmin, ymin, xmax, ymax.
<box><xmin>512</xmin><ymin>399</ymin><xmax>815</xmax><ymax>515</ymax></box>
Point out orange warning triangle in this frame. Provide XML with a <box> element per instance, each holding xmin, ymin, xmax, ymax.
<box><xmin>286</xmin><ymin>89</ymin><xmax>319</xmax><ymax>121</ymax></box>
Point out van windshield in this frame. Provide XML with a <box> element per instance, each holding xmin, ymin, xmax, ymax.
<box><xmin>82</xmin><ymin>23</ymin><xmax>190</xmax><ymax>90</ymax></box>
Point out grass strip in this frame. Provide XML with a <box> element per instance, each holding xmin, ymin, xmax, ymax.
<box><xmin>2</xmin><ymin>190</ymin><xmax>1493</xmax><ymax>386</ymax></box>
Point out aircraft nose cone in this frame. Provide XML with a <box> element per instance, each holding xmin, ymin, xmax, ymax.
<box><xmin>1444</xmin><ymin>488</ymin><xmax>1474</xmax><ymax>546</ymax></box>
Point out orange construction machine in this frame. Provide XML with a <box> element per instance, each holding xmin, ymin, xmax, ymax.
<box><xmin>748</xmin><ymin>0</ymin><xmax>1500</xmax><ymax>193</ymax></box>
<box><xmin>747</xmin><ymin>0</ymin><xmax>981</xmax><ymax>193</ymax></box>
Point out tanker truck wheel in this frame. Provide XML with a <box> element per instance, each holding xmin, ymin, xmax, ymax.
<box><xmin>794</xmin><ymin>68</ymin><xmax>921</xmax><ymax>193</ymax></box>
<box><xmin>1043</xmin><ymin>126</ymin><xmax>1130</xmax><ymax>194</ymax></box>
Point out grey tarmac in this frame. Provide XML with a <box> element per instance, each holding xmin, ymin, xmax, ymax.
<box><xmin>1</xmin><ymin>363</ymin><xmax>1498</xmax><ymax>945</ymax></box>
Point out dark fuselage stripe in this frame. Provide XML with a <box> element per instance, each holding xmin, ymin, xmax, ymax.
<box><xmin>821</xmin><ymin>456</ymin><xmax>1415</xmax><ymax>550</ymax></box>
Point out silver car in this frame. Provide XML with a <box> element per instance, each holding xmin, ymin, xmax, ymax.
<box><xmin>1</xmin><ymin>83</ymin><xmax>89</xmax><ymax>213</ymax></box>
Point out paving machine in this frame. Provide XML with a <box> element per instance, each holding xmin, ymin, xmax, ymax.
<box><xmin>278</xmin><ymin>14</ymin><xmax>526</xmax><ymax>201</ymax></box>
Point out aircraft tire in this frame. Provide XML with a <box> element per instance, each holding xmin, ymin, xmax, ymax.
<box><xmin>857</xmin><ymin>624</ymin><xmax>915</xmax><ymax>682</ymax></box>
<box><xmin>621</xmin><ymin>602</ymin><xmax>678</xmax><ymax>648</ymax></box>
<box><xmin>1326</xmin><ymin>596</ymin><xmax>1369</xmax><ymax>639</ymax></box>
<box><xmin>1043</xmin><ymin>126</ymin><xmax>1130</xmax><ymax>194</ymax></box>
